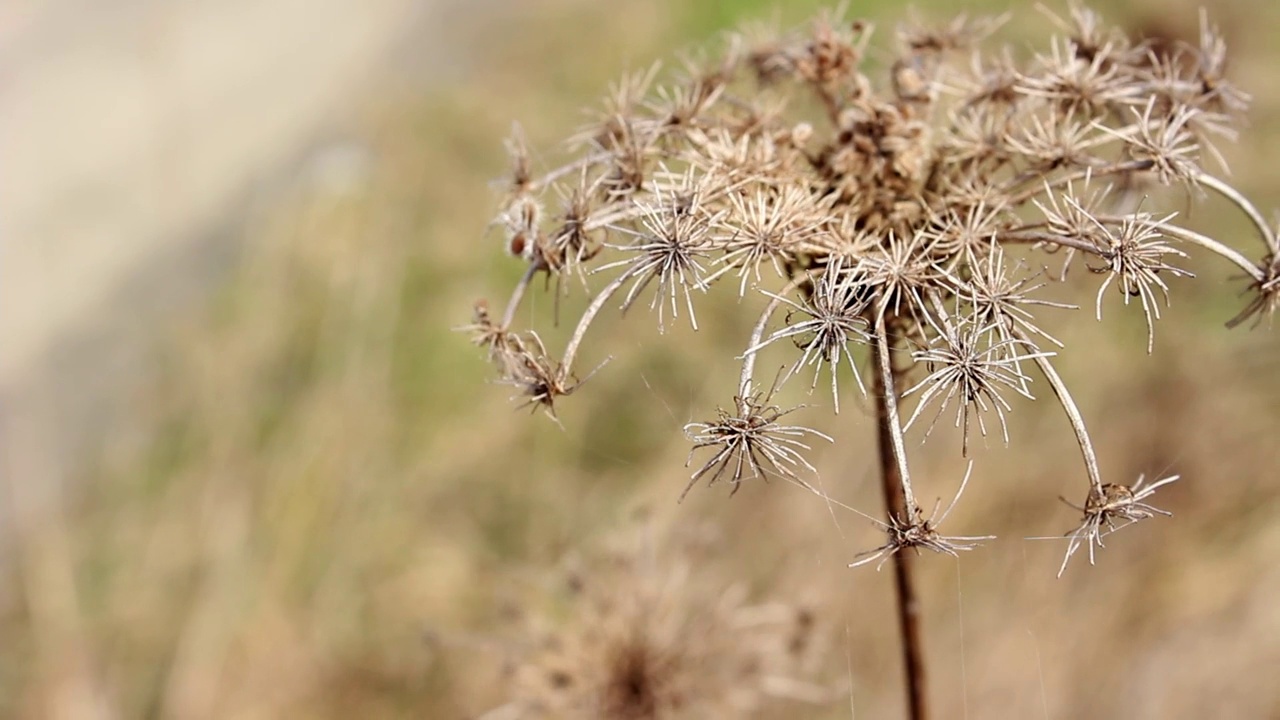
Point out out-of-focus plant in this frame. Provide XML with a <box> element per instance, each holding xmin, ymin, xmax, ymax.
<box><xmin>477</xmin><ymin>521</ymin><xmax>833</xmax><ymax>720</ymax></box>
<box><xmin>464</xmin><ymin>4</ymin><xmax>1275</xmax><ymax>717</ymax></box>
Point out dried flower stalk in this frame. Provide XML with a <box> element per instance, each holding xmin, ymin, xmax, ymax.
<box><xmin>466</xmin><ymin>4</ymin><xmax>1273</xmax><ymax>718</ymax></box>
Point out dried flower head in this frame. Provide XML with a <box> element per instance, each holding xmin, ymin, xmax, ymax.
<box><xmin>1087</xmin><ymin>209</ymin><xmax>1192</xmax><ymax>353</ymax></box>
<box><xmin>1052</xmin><ymin>474</ymin><xmax>1180</xmax><ymax>577</ymax></box>
<box><xmin>1228</xmin><ymin>250</ymin><xmax>1280</xmax><ymax>328</ymax></box>
<box><xmin>848</xmin><ymin>462</ymin><xmax>994</xmax><ymax>570</ymax></box>
<box><xmin>682</xmin><ymin>377</ymin><xmax>832</xmax><ymax>501</ymax></box>
<box><xmin>596</xmin><ymin>171</ymin><xmax>723</xmax><ymax>332</ymax></box>
<box><xmin>467</xmin><ymin>3</ymin><xmax>1273</xmax><ymax>581</ymax></box>
<box><xmin>484</xmin><ymin>526</ymin><xmax>832</xmax><ymax>720</ymax></box>
<box><xmin>902</xmin><ymin>320</ymin><xmax>1053</xmax><ymax>455</ymax></box>
<box><xmin>745</xmin><ymin>259</ymin><xmax>871</xmax><ymax>412</ymax></box>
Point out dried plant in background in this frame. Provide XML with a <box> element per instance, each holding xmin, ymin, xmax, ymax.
<box><xmin>479</xmin><ymin>523</ymin><xmax>832</xmax><ymax>720</ymax></box>
<box><xmin>465</xmin><ymin>3</ymin><xmax>1274</xmax><ymax>718</ymax></box>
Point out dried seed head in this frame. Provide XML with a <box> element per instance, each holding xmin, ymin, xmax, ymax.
<box><xmin>849</xmin><ymin>462</ymin><xmax>994</xmax><ymax>569</ymax></box>
<box><xmin>682</xmin><ymin>380</ymin><xmax>832</xmax><ymax>501</ymax></box>
<box><xmin>495</xmin><ymin>528</ymin><xmax>832</xmax><ymax>719</ymax></box>
<box><xmin>505</xmin><ymin>124</ymin><xmax>533</xmax><ymax>194</ymax></box>
<box><xmin>1088</xmin><ymin>210</ymin><xmax>1192</xmax><ymax>353</ymax></box>
<box><xmin>1018</xmin><ymin>36</ymin><xmax>1135</xmax><ymax>114</ymax></box>
<box><xmin>500</xmin><ymin>196</ymin><xmax>544</xmax><ymax>260</ymax></box>
<box><xmin>859</xmin><ymin>231</ymin><xmax>942</xmax><ymax>324</ymax></box>
<box><xmin>1005</xmin><ymin>110</ymin><xmax>1098</xmax><ymax>167</ymax></box>
<box><xmin>744</xmin><ymin>259</ymin><xmax>872</xmax><ymax>412</ymax></box>
<box><xmin>1100</xmin><ymin>99</ymin><xmax>1203</xmax><ymax>184</ymax></box>
<box><xmin>903</xmin><ymin>320</ymin><xmax>1052</xmax><ymax>455</ymax></box>
<box><xmin>1054</xmin><ymin>474</ymin><xmax>1179</xmax><ymax>577</ymax></box>
<box><xmin>1038</xmin><ymin>0</ymin><xmax>1127</xmax><ymax>64</ymax></box>
<box><xmin>1229</xmin><ymin>252</ymin><xmax>1280</xmax><ymax>328</ymax></box>
<box><xmin>1193</xmin><ymin>9</ymin><xmax>1251</xmax><ymax>116</ymax></box>
<box><xmin>596</xmin><ymin>174</ymin><xmax>721</xmax><ymax>333</ymax></box>
<box><xmin>711</xmin><ymin>185</ymin><xmax>824</xmax><ymax>296</ymax></box>
<box><xmin>460</xmin><ymin>299</ymin><xmax>515</xmax><ymax>360</ymax></box>
<box><xmin>954</xmin><ymin>240</ymin><xmax>1076</xmax><ymax>347</ymax></box>
<box><xmin>546</xmin><ymin>172</ymin><xmax>604</xmax><ymax>278</ymax></box>
<box><xmin>496</xmin><ymin>332</ymin><xmax>595</xmax><ymax>420</ymax></box>
<box><xmin>939</xmin><ymin>105</ymin><xmax>1013</xmax><ymax>169</ymax></box>
<box><xmin>473</xmin><ymin>3</ymin><xmax>1271</xmax><ymax>578</ymax></box>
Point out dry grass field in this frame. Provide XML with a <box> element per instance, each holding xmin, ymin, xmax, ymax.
<box><xmin>3</xmin><ymin>1</ymin><xmax>1279</xmax><ymax>718</ymax></box>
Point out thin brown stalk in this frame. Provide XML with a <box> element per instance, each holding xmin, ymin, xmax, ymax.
<box><xmin>997</xmin><ymin>229</ymin><xmax>1108</xmax><ymax>256</ymax></box>
<box><xmin>739</xmin><ymin>276</ymin><xmax>809</xmax><ymax>395</ymax></box>
<box><xmin>560</xmin><ymin>267</ymin><xmax>639</xmax><ymax>375</ymax></box>
<box><xmin>872</xmin><ymin>317</ymin><xmax>928</xmax><ymax>720</ymax></box>
<box><xmin>1135</xmin><ymin>221</ymin><xmax>1265</xmax><ymax>282</ymax></box>
<box><xmin>1013</xmin><ymin>327</ymin><xmax>1103</xmax><ymax>493</ymax></box>
<box><xmin>1193</xmin><ymin>171</ymin><xmax>1279</xmax><ymax>255</ymax></box>
<box><xmin>1004</xmin><ymin>159</ymin><xmax>1155</xmax><ymax>204</ymax></box>
<box><xmin>874</xmin><ymin>317</ymin><xmax>920</xmax><ymax>522</ymax></box>
<box><xmin>500</xmin><ymin>262</ymin><xmax>543</xmax><ymax>329</ymax></box>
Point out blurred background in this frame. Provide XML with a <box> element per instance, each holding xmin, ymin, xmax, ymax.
<box><xmin>2</xmin><ymin>0</ymin><xmax>1279</xmax><ymax>718</ymax></box>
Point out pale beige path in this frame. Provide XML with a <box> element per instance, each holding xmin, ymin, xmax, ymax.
<box><xmin>0</xmin><ymin>0</ymin><xmax>434</xmax><ymax>386</ymax></box>
<box><xmin>0</xmin><ymin>0</ymin><xmax>500</xmax><ymax>536</ymax></box>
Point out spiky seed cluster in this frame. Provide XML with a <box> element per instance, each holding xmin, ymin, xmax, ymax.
<box><xmin>1053</xmin><ymin>474</ymin><xmax>1180</xmax><ymax>577</ymax></box>
<box><xmin>747</xmin><ymin>258</ymin><xmax>870</xmax><ymax>413</ymax></box>
<box><xmin>486</xmin><ymin>529</ymin><xmax>832</xmax><ymax>720</ymax></box>
<box><xmin>682</xmin><ymin>380</ymin><xmax>833</xmax><ymax>500</ymax></box>
<box><xmin>848</xmin><ymin>463</ymin><xmax>995</xmax><ymax>570</ymax></box>
<box><xmin>468</xmin><ymin>3</ymin><xmax>1273</xmax><ymax>574</ymax></box>
<box><xmin>903</xmin><ymin>321</ymin><xmax>1053</xmax><ymax>455</ymax></box>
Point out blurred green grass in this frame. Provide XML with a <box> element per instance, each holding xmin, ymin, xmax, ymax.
<box><xmin>4</xmin><ymin>1</ymin><xmax>1280</xmax><ymax>718</ymax></box>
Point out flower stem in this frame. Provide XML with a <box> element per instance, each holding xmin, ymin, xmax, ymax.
<box><xmin>1193</xmin><ymin>171</ymin><xmax>1279</xmax><ymax>255</ymax></box>
<box><xmin>874</xmin><ymin>317</ymin><xmax>920</xmax><ymax>522</ymax></box>
<box><xmin>738</xmin><ymin>275</ymin><xmax>809</xmax><ymax>396</ymax></box>
<box><xmin>872</xmin><ymin>318</ymin><xmax>929</xmax><ymax>720</ymax></box>
<box><xmin>500</xmin><ymin>262</ymin><xmax>543</xmax><ymax>329</ymax></box>
<box><xmin>1013</xmin><ymin>327</ymin><xmax>1103</xmax><ymax>494</ymax></box>
<box><xmin>560</xmin><ymin>267</ymin><xmax>638</xmax><ymax>375</ymax></box>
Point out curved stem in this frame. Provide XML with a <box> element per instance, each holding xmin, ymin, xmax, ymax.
<box><xmin>998</xmin><ymin>230</ymin><xmax>1107</xmax><ymax>257</ymax></box>
<box><xmin>1003</xmin><ymin>224</ymin><xmax>1266</xmax><ymax>284</ymax></box>
<box><xmin>500</xmin><ymin>263</ymin><xmax>543</xmax><ymax>329</ymax></box>
<box><xmin>738</xmin><ymin>276</ymin><xmax>809</xmax><ymax>396</ymax></box>
<box><xmin>1013</xmin><ymin>327</ymin><xmax>1103</xmax><ymax>493</ymax></box>
<box><xmin>561</xmin><ymin>268</ymin><xmax>638</xmax><ymax>375</ymax></box>
<box><xmin>1142</xmin><ymin>222</ymin><xmax>1265</xmax><ymax>282</ymax></box>
<box><xmin>1194</xmin><ymin>172</ymin><xmax>1279</xmax><ymax>255</ymax></box>
<box><xmin>529</xmin><ymin>152</ymin><xmax>612</xmax><ymax>192</ymax></box>
<box><xmin>1004</xmin><ymin>159</ymin><xmax>1155</xmax><ymax>205</ymax></box>
<box><xmin>871</xmin><ymin>318</ymin><xmax>928</xmax><ymax>720</ymax></box>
